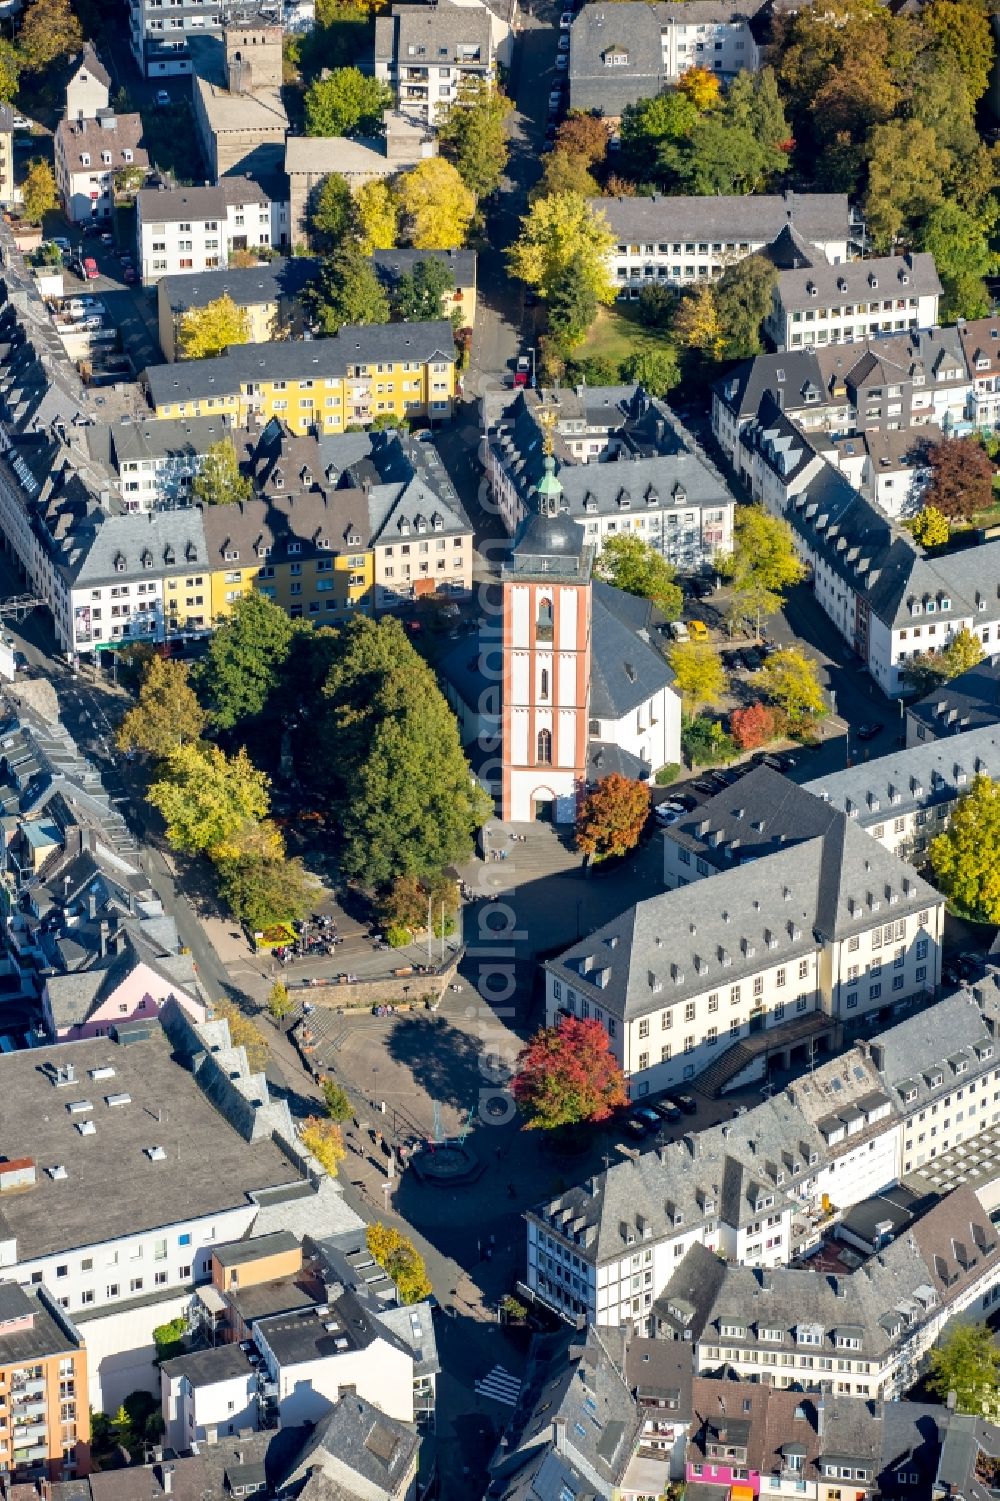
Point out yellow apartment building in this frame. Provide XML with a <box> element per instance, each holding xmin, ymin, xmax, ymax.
<box><xmin>144</xmin><ymin>320</ymin><xmax>458</xmax><ymax>435</ymax></box>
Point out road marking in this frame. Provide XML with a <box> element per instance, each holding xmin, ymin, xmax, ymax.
<box><xmin>474</xmin><ymin>1365</ymin><xmax>521</xmax><ymax>1406</ymax></box>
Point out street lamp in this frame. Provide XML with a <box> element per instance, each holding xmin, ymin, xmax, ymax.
<box><xmin>528</xmin><ymin>347</ymin><xmax>537</xmax><ymax>388</ymax></box>
<box><xmin>372</xmin><ymin>1064</ymin><xmax>379</xmax><ymax>1108</ymax></box>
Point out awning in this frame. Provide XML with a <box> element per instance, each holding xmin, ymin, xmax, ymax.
<box><xmin>196</xmin><ymin>1284</ymin><xmax>226</xmax><ymax>1317</ymax></box>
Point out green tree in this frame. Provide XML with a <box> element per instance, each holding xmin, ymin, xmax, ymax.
<box><xmin>595</xmin><ymin>534</ymin><xmax>683</xmax><ymax>618</ymax></box>
<box><xmin>116</xmin><ymin>656</ymin><xmax>206</xmax><ymax>761</ymax></box>
<box><xmin>304</xmin><ymin>68</ymin><xmax>393</xmax><ymax>136</ymax></box>
<box><xmin>758</xmin><ymin>647</ymin><xmax>826</xmax><ymax>728</ymax></box>
<box><xmin>576</xmin><ymin>773</ymin><xmax>651</xmax><ymax>861</ymax></box>
<box><xmin>214</xmin><ymin>998</ymin><xmax>269</xmax><ymax>1072</ymax></box>
<box><xmin>924</xmin><ymin>0</ymin><xmax>994</xmax><ymax>102</ymax></box>
<box><xmin>508</xmin><ymin>190</ymin><xmax>616</xmax><ymax>304</ymax></box>
<box><xmin>930</xmin><ymin>775</ymin><xmax>1000</xmax><ymax>923</ymax></box>
<box><xmin>306</xmin><ymin>617</ymin><xmax>490</xmax><ymax>886</ymax></box>
<box><xmin>310</xmin><ymin>239</ymin><xmax>391</xmax><ymax>335</ymax></box>
<box><xmin>148</xmin><ymin>745</ymin><xmax>271</xmax><ymax>859</ymax></box>
<box><xmin>392</xmin><ymin>258</ymin><xmax>455</xmax><ymax>321</ymax></box>
<box><xmin>927</xmin><ymin>1324</ymin><xmax>1000</xmax><ymax>1420</ymax></box>
<box><xmin>268</xmin><ymin>981</ymin><xmax>293</xmax><ymax>1020</ymax></box>
<box><xmin>301</xmin><ymin>1116</ymin><xmax>347</xmax><ymax>1176</ymax></box>
<box><xmin>682</xmin><ymin>714</ymin><xmax>737</xmax><ymax>766</ymax></box>
<box><xmin>532</xmin><ymin>149</ymin><xmax>600</xmax><ymax>202</ymax></box>
<box><xmin>366</xmin><ymin>1223</ymin><xmax>432</xmax><ymax>1304</ymax></box>
<box><xmin>196</xmin><ymin>592</ymin><xmax>298</xmax><ymax>729</ymax></box>
<box><xmin>714</xmin><ymin>256</ymin><xmax>777</xmax><ymax>360</ymax></box>
<box><xmin>17</xmin><ymin>0</ymin><xmax>82</xmax><ymax>70</ymax></box>
<box><xmin>178</xmin><ymin>294</ymin><xmax>251</xmax><ymax>360</ymax></box>
<box><xmin>620</xmin><ymin>89</ymin><xmax>699</xmax><ymax>181</ymax></box>
<box><xmin>437</xmin><ymin>76</ymin><xmax>513</xmax><ymax>199</ymax></box>
<box><xmin>908</xmin><ymin>505</ymin><xmax>950</xmax><ymax>549</ymax></box>
<box><xmin>152</xmin><ymin>1317</ymin><xmax>187</xmax><ymax>1362</ymax></box>
<box><xmin>354</xmin><ymin>178</ymin><xmax>398</xmax><ymax>252</ymax></box>
<box><xmin>192</xmin><ymin>437</ymin><xmax>252</xmax><ymax>506</ymax></box>
<box><xmin>309</xmin><ymin>172</ymin><xmax>358</xmax><ymax>253</ymax></box>
<box><xmin>662</xmin><ymin>114</ymin><xmax>780</xmax><ymax>196</ymax></box>
<box><xmin>716</xmin><ymin>506</ymin><xmax>806</xmax><ymax>632</ymax></box>
<box><xmin>546</xmin><ymin>258</ymin><xmax>599</xmax><ymax>351</ymax></box>
<box><xmin>21</xmin><ymin>159</ymin><xmax>56</xmax><ymax>224</ymax></box>
<box><xmin>395</xmin><ymin>158</ymin><xmax>476</xmax><ymax>249</ymax></box>
<box><xmin>724</xmin><ymin>67</ymin><xmax>792</xmax><ymax>171</ymax></box>
<box><xmin>512</xmin><ymin>1016</ymin><xmax>629</xmax><ymax>1130</ymax></box>
<box><xmin>216</xmin><ymin>851</ymin><xmax>314</xmax><ymax>932</ymax></box>
<box><xmin>621</xmin><ymin>346</ymin><xmax>680</xmax><ymax>398</ymax></box>
<box><xmin>921</xmin><ymin>201</ymin><xmax>997</xmax><ymax>322</ymax></box>
<box><xmin>667</xmin><ymin>640</ymin><xmax>726</xmax><ymax>712</ymax></box>
<box><xmin>905</xmin><ymin>627</ymin><xmax>986</xmax><ymax>694</ymax></box>
<box><xmin>321</xmin><ymin>1076</ymin><xmax>353</xmax><ymax>1121</ymax></box>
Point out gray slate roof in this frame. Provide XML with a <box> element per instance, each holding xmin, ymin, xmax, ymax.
<box><xmin>594</xmin><ymin>191</ymin><xmax>850</xmax><ymax>247</ymax></box>
<box><xmin>156</xmin><ymin>256</ymin><xmax>320</xmax><ymax>315</ymax></box>
<box><xmin>775</xmin><ymin>252</ymin><xmax>941</xmax><ymax>313</ymax></box>
<box><xmin>137</xmin><ymin>178</ymin><xmax>270</xmax><ymax>225</ymax></box>
<box><xmin>590</xmin><ymin>580</ymin><xmax>674</xmax><ymax>719</ymax></box>
<box><xmin>803</xmin><ymin>725</ymin><xmax>1000</xmax><ymax>826</ymax></box>
<box><xmin>907</xmin><ymin>657</ymin><xmax>1000</xmax><ymax>739</ymax></box>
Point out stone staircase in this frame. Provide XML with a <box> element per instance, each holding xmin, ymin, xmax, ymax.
<box><xmin>696</xmin><ymin>1040</ymin><xmax>759</xmax><ymax>1098</ymax></box>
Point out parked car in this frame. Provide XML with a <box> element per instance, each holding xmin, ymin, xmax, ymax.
<box><xmin>671</xmin><ymin>792</ymin><xmax>698</xmax><ymax>810</ymax></box>
<box><xmin>557</xmin><ymin>32</ymin><xmax>570</xmax><ymax>49</ymax></box>
<box><xmin>99</xmin><ymin>232</ymin><xmax>114</xmax><ymax>246</ymax></box>
<box><xmin>652</xmin><ymin>1100</ymin><xmax>683</xmax><ymax>1124</ymax></box>
<box><xmin>13</xmin><ymin>652</ymin><xmax>28</xmax><ymax>671</ymax></box>
<box><xmin>556</xmin><ymin>51</ymin><xmax>568</xmax><ymax>67</ymax></box>
<box><xmin>155</xmin><ymin>89</ymin><xmax>171</xmax><ymax>106</ymax></box>
<box><xmin>82</xmin><ymin>257</ymin><xmax>99</xmax><ymax>280</ymax></box>
<box><xmin>630</xmin><ymin>1105</ymin><xmax>661</xmax><ymax>1134</ymax></box>
<box><xmin>654</xmin><ymin>805</ymin><xmax>680</xmax><ymax>826</ymax></box>
<box><xmin>689</xmin><ymin>578</ymin><xmax>715</xmax><ymax>599</ymax></box>
<box><xmin>50</xmin><ymin>236</ymin><xmax>70</xmax><ymax>253</ymax></box>
<box><xmin>856</xmin><ymin>722</ymin><xmax>884</xmax><ymax>741</ymax></box>
<box><xmin>123</xmin><ymin>266</ymin><xmax>138</xmax><ymax>285</ymax></box>
<box><xmin>670</xmin><ymin>620</ymin><xmax>690</xmax><ymax>642</ymax></box>
<box><xmin>513</xmin><ymin>354</ymin><xmax>531</xmax><ymax>388</ymax></box>
<box><xmin>670</xmin><ymin>1093</ymin><xmax>698</xmax><ymax>1115</ymax></box>
<box><xmin>11</xmin><ymin>113</ymin><xmax>28</xmax><ymax>130</ymax></box>
<box><xmin>688</xmin><ymin>619</ymin><xmax>709</xmax><ymax>640</ymax></box>
<box><xmin>744</xmin><ymin>647</ymin><xmax>764</xmax><ymax>670</ymax></box>
<box><xmin>560</xmin><ymin>9</ymin><xmax>573</xmax><ymax>24</ymax></box>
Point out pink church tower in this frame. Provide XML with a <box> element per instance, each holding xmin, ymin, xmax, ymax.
<box><xmin>500</xmin><ymin>454</ymin><xmax>594</xmax><ymax>823</ymax></box>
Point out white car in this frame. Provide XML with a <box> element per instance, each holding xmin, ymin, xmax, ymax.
<box><xmin>155</xmin><ymin>89</ymin><xmax>171</xmax><ymax>106</ymax></box>
<box><xmin>654</xmin><ymin>806</ymin><xmax>680</xmax><ymax>826</ymax></box>
<box><xmin>560</xmin><ymin>10</ymin><xmax>573</xmax><ymax>24</ymax></box>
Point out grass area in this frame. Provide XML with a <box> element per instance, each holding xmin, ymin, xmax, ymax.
<box><xmin>574</xmin><ymin>303</ymin><xmax>676</xmax><ymax>368</ymax></box>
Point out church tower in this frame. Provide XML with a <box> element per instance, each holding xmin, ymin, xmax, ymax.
<box><xmin>500</xmin><ymin>452</ymin><xmax>593</xmax><ymax>823</ymax></box>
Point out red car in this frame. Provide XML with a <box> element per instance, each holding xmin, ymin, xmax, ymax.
<box><xmin>82</xmin><ymin>257</ymin><xmax>99</xmax><ymax>280</ymax></box>
<box><xmin>513</xmin><ymin>355</ymin><xmax>531</xmax><ymax>388</ymax></box>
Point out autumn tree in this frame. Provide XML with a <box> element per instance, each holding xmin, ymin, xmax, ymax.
<box><xmin>378</xmin><ymin>872</ymin><xmax>458</xmax><ymax>933</ymax></box>
<box><xmin>17</xmin><ymin>0</ymin><xmax>82</xmax><ymax>71</ymax></box>
<box><xmin>758</xmin><ymin>647</ymin><xmax>826</xmax><ymax>729</ymax></box>
<box><xmin>716</xmin><ymin>506</ymin><xmax>806</xmax><ymax>634</ymax></box>
<box><xmin>924</xmin><ymin>0</ymin><xmax>994</xmax><ymax>102</ymax></box>
<box><xmin>354</xmin><ymin>178</ymin><xmax>398</xmax><ymax>252</ymax></box>
<box><xmin>304</xmin><ymin>68</ymin><xmax>393</xmax><ymax>136</ymax></box>
<box><xmin>216</xmin><ymin>849</ymin><xmax>314</xmax><ymax>932</ymax></box>
<box><xmin>178</xmin><ymin>295</ymin><xmax>251</xmax><ymax>360</ymax></box>
<box><xmin>908</xmin><ymin>505</ymin><xmax>950</xmax><ymax>549</ymax></box>
<box><xmin>730</xmin><ymin>702</ymin><xmax>777</xmax><ymax>751</ymax></box>
<box><xmin>923</xmin><ymin>436</ymin><xmax>995</xmax><ymax>521</ymax></box>
<box><xmin>667</xmin><ymin>640</ymin><xmax>727</xmax><ymax>712</ymax></box>
<box><xmin>0</xmin><ymin>41</ymin><xmax>21</xmax><ymax>104</ymax></box>
<box><xmin>576</xmin><ymin>774</ymin><xmax>650</xmax><ymax>862</ymax></box>
<box><xmin>595</xmin><ymin>534</ymin><xmax>682</xmax><ymax>618</ymax></box>
<box><xmin>192</xmin><ymin>437</ymin><xmax>253</xmax><ymax>506</ymax></box>
<box><xmin>512</xmin><ymin>1015</ymin><xmax>629</xmax><ymax>1130</ymax></box>
<box><xmin>214</xmin><ymin>998</ymin><xmax>269</xmax><ymax>1073</ymax></box>
<box><xmin>622</xmin><ymin>346</ymin><xmax>680</xmax><ymax>399</ymax></box>
<box><xmin>905</xmin><ymin>627</ymin><xmax>985</xmax><ymax>694</ymax></box>
<box><xmin>930</xmin><ymin>775</ymin><xmax>1000</xmax><ymax>923</ymax></box>
<box><xmin>21</xmin><ymin>159</ymin><xmax>56</xmax><ymax>224</ymax></box>
<box><xmin>531</xmin><ymin>149</ymin><xmax>600</xmax><ymax>203</ymax></box>
<box><xmin>554</xmin><ymin>111</ymin><xmax>610</xmax><ymax>168</ymax></box>
<box><xmin>366</xmin><ymin>1223</ymin><xmax>432</xmax><ymax>1304</ymax></box>
<box><xmin>437</xmin><ymin>76</ymin><xmax>513</xmax><ymax>198</ymax></box>
<box><xmin>673</xmin><ymin>284</ymin><xmax>723</xmax><ymax>359</ymax></box>
<box><xmin>508</xmin><ymin>190</ymin><xmax>616</xmax><ymax>304</ymax></box>
<box><xmin>268</xmin><ymin>981</ymin><xmax>293</xmax><ymax>1020</ymax></box>
<box><xmin>394</xmin><ymin>158</ymin><xmax>475</xmax><ymax>250</ymax></box>
<box><xmin>300</xmin><ymin>1116</ymin><xmax>347</xmax><ymax>1177</ymax></box>
<box><xmin>148</xmin><ymin>744</ymin><xmax>271</xmax><ymax>859</ymax></box>
<box><xmin>677</xmin><ymin>64</ymin><xmax>721</xmax><ymax>110</ymax></box>
<box><xmin>865</xmin><ymin>119</ymin><xmax>948</xmax><ymax>250</ymax></box>
<box><xmin>116</xmin><ymin>656</ymin><xmax>206</xmax><ymax>761</ymax></box>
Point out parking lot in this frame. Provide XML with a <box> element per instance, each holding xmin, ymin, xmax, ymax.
<box><xmin>38</xmin><ymin>226</ymin><xmax>163</xmax><ymax>377</ymax></box>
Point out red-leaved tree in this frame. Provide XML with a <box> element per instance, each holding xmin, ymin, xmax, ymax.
<box><xmin>576</xmin><ymin>773</ymin><xmax>650</xmax><ymax>861</ymax></box>
<box><xmin>924</xmin><ymin>437</ymin><xmax>995</xmax><ymax>521</ymax></box>
<box><xmin>730</xmin><ymin>702</ymin><xmax>777</xmax><ymax>751</ymax></box>
<box><xmin>512</xmin><ymin>1015</ymin><xmax>629</xmax><ymax>1130</ymax></box>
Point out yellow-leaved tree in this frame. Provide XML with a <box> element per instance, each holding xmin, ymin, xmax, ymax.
<box><xmin>177</xmin><ymin>294</ymin><xmax>251</xmax><ymax>360</ymax></box>
<box><xmin>366</xmin><ymin>1223</ymin><xmax>432</xmax><ymax>1304</ymax></box>
<box><xmin>354</xmin><ymin>178</ymin><xmax>398</xmax><ymax>252</ymax></box>
<box><xmin>395</xmin><ymin>158</ymin><xmax>476</xmax><ymax>250</ymax></box>
<box><xmin>300</xmin><ymin>1116</ymin><xmax>347</xmax><ymax>1177</ymax></box>
<box><xmin>507</xmin><ymin>191</ymin><xmax>616</xmax><ymax>304</ymax></box>
<box><xmin>147</xmin><ymin>743</ymin><xmax>270</xmax><ymax>859</ymax></box>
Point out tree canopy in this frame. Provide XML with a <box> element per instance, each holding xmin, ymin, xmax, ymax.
<box><xmin>195</xmin><ymin>592</ymin><xmax>298</xmax><ymax>729</ymax></box>
<box><xmin>192</xmin><ymin>437</ymin><xmax>253</xmax><ymax>507</ymax></box>
<box><xmin>576</xmin><ymin>774</ymin><xmax>650</xmax><ymax>861</ymax></box>
<box><xmin>512</xmin><ymin>1016</ymin><xmax>629</xmax><ymax>1130</ymax></box>
<box><xmin>117</xmin><ymin>657</ymin><xmax>206</xmax><ymax>761</ymax></box>
<box><xmin>926</xmin><ymin>1324</ymin><xmax>1000</xmax><ymax>1421</ymax></box>
<box><xmin>354</xmin><ymin>178</ymin><xmax>398</xmax><ymax>253</ymax></box>
<box><xmin>366</xmin><ymin>1224</ymin><xmax>432</xmax><ymax>1304</ymax></box>
<box><xmin>178</xmin><ymin>295</ymin><xmax>251</xmax><ymax>361</ymax></box>
<box><xmin>508</xmin><ymin>191</ymin><xmax>617</xmax><ymax>305</ymax></box>
<box><xmin>18</xmin><ymin>0</ymin><xmax>82</xmax><ymax>70</ymax></box>
<box><xmin>21</xmin><ymin>160</ymin><xmax>57</xmax><ymax>224</ymax></box>
<box><xmin>304</xmin><ymin>68</ymin><xmax>393</xmax><ymax>137</ymax></box>
<box><xmin>309</xmin><ymin>172</ymin><xmax>358</xmax><ymax>254</ymax></box>
<box><xmin>437</xmin><ymin>77</ymin><xmax>513</xmax><ymax>199</ymax></box>
<box><xmin>923</xmin><ymin>436</ymin><xmax>996</xmax><ymax>521</ymax></box>
<box><xmin>391</xmin><ymin>258</ymin><xmax>455</xmax><ymax>321</ymax></box>
<box><xmin>309</xmin><ymin>239</ymin><xmax>391</xmax><ymax>334</ymax></box>
<box><xmin>148</xmin><ymin>745</ymin><xmax>271</xmax><ymax>860</ymax></box>
<box><xmin>667</xmin><ymin>640</ymin><xmax>727</xmax><ymax>712</ymax></box>
<box><xmin>716</xmin><ymin>506</ymin><xmax>806</xmax><ymax>630</ymax></box>
<box><xmin>595</xmin><ymin>534</ymin><xmax>683</xmax><ymax>619</ymax></box>
<box><xmin>758</xmin><ymin>647</ymin><xmax>826</xmax><ymax>728</ymax></box>
<box><xmin>931</xmin><ymin>775</ymin><xmax>1000</xmax><ymax>922</ymax></box>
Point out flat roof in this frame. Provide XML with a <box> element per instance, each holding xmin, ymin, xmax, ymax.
<box><xmin>214</xmin><ymin>1230</ymin><xmax>299</xmax><ymax>1267</ymax></box>
<box><xmin>0</xmin><ymin>1286</ymin><xmax>81</xmax><ymax>1364</ymax></box>
<box><xmin>0</xmin><ymin>1026</ymin><xmax>298</xmax><ymax>1261</ymax></box>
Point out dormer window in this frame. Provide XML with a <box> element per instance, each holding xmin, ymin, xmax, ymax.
<box><xmin>123</xmin><ymin>149</ymin><xmax>133</xmax><ymax>164</ymax></box>
<box><xmin>224</xmin><ymin>549</ymin><xmax>239</xmax><ymax>561</ymax></box>
<box><xmin>141</xmin><ymin>549</ymin><xmax>152</xmax><ymax>569</ymax></box>
<box><xmin>114</xmin><ymin>553</ymin><xmax>126</xmax><ymax>573</ymax></box>
<box><xmin>80</xmin><ymin>152</ymin><xmax>91</xmax><ymax>166</ymax></box>
<box><xmin>287</xmin><ymin>542</ymin><xmax>301</xmax><ymax>555</ymax></box>
<box><xmin>347</xmin><ymin>532</ymin><xmax>361</xmax><ymax>546</ymax></box>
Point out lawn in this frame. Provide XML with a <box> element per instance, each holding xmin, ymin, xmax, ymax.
<box><xmin>575</xmin><ymin>303</ymin><xmax>676</xmax><ymax>368</ymax></box>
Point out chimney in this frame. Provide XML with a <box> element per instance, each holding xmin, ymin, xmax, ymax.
<box><xmin>88</xmin><ymin>893</ymin><xmax>97</xmax><ymax>921</ymax></box>
<box><xmin>817</xmin><ymin>1395</ymin><xmax>825</xmax><ymax>1437</ymax></box>
<box><xmin>686</xmin><ymin>1133</ymin><xmax>698</xmax><ymax>1160</ymax></box>
<box><xmin>162</xmin><ymin>1464</ymin><xmax>175</xmax><ymax>1495</ymax></box>
<box><xmin>553</xmin><ymin>1418</ymin><xmax>566</xmax><ymax>1453</ymax></box>
<box><xmin>99</xmin><ymin>919</ymin><xmax>109</xmax><ymax>958</ymax></box>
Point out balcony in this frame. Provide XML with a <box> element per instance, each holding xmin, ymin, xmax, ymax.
<box><xmin>11</xmin><ymin>1378</ymin><xmax>45</xmax><ymax>1399</ymax></box>
<box><xmin>11</xmin><ymin>1398</ymin><xmax>46</xmax><ymax>1419</ymax></box>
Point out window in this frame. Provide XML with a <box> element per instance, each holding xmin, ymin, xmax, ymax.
<box><xmin>540</xmin><ymin>668</ymin><xmax>549</xmax><ymax>699</ymax></box>
<box><xmin>537</xmin><ymin>597</ymin><xmax>553</xmax><ymax>640</ymax></box>
<box><xmin>537</xmin><ymin>728</ymin><xmax>552</xmax><ymax>764</ymax></box>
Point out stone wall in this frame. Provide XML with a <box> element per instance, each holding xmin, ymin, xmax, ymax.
<box><xmin>294</xmin><ymin>950</ymin><xmax>462</xmax><ymax>1013</ymax></box>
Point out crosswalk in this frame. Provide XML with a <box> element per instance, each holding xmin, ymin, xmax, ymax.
<box><xmin>475</xmin><ymin>1364</ymin><xmax>522</xmax><ymax>1407</ymax></box>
